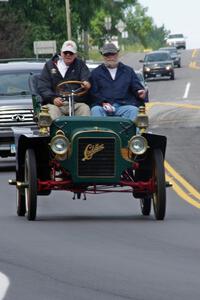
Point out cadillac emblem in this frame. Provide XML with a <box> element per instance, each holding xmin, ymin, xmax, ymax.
<box><xmin>82</xmin><ymin>143</ymin><xmax>104</xmax><ymax>161</ymax></box>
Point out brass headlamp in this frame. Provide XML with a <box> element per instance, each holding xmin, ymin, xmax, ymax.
<box><xmin>135</xmin><ymin>106</ymin><xmax>149</xmax><ymax>133</ymax></box>
<box><xmin>38</xmin><ymin>105</ymin><xmax>52</xmax><ymax>134</ymax></box>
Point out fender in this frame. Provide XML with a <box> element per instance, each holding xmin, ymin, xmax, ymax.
<box><xmin>12</xmin><ymin>127</ymin><xmax>50</xmax><ymax>180</ymax></box>
<box><xmin>143</xmin><ymin>132</ymin><xmax>167</xmax><ymax>158</ymax></box>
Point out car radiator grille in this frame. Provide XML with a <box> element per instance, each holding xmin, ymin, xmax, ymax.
<box><xmin>78</xmin><ymin>137</ymin><xmax>115</xmax><ymax>177</ymax></box>
<box><xmin>0</xmin><ymin>108</ymin><xmax>35</xmax><ymax>127</ymax></box>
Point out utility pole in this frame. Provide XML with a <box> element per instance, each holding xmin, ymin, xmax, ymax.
<box><xmin>65</xmin><ymin>0</ymin><xmax>72</xmax><ymax>40</ymax></box>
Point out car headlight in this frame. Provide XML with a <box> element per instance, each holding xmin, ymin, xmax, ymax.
<box><xmin>166</xmin><ymin>65</ymin><xmax>172</xmax><ymax>70</ymax></box>
<box><xmin>144</xmin><ymin>67</ymin><xmax>151</xmax><ymax>72</ymax></box>
<box><xmin>50</xmin><ymin>131</ymin><xmax>69</xmax><ymax>155</ymax></box>
<box><xmin>129</xmin><ymin>135</ymin><xmax>148</xmax><ymax>155</ymax></box>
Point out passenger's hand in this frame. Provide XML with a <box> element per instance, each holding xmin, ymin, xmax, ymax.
<box><xmin>81</xmin><ymin>81</ymin><xmax>91</xmax><ymax>90</ymax></box>
<box><xmin>53</xmin><ymin>97</ymin><xmax>64</xmax><ymax>107</ymax></box>
<box><xmin>137</xmin><ymin>89</ymin><xmax>146</xmax><ymax>100</ymax></box>
<box><xmin>102</xmin><ymin>102</ymin><xmax>115</xmax><ymax>113</ymax></box>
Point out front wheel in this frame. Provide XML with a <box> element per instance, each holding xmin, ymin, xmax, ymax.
<box><xmin>16</xmin><ymin>189</ymin><xmax>26</xmax><ymax>216</ymax></box>
<box><xmin>25</xmin><ymin>149</ymin><xmax>37</xmax><ymax>221</ymax></box>
<box><xmin>152</xmin><ymin>149</ymin><xmax>166</xmax><ymax>220</ymax></box>
<box><xmin>170</xmin><ymin>73</ymin><xmax>175</xmax><ymax>80</ymax></box>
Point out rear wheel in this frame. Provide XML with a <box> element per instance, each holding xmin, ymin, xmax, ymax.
<box><xmin>25</xmin><ymin>149</ymin><xmax>37</xmax><ymax>221</ymax></box>
<box><xmin>152</xmin><ymin>149</ymin><xmax>166</xmax><ymax>220</ymax></box>
<box><xmin>140</xmin><ymin>197</ymin><xmax>151</xmax><ymax>216</ymax></box>
<box><xmin>16</xmin><ymin>189</ymin><xmax>26</xmax><ymax>216</ymax></box>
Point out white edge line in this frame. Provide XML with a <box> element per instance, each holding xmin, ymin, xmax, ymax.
<box><xmin>183</xmin><ymin>82</ymin><xmax>191</xmax><ymax>99</ymax></box>
<box><xmin>0</xmin><ymin>273</ymin><xmax>10</xmax><ymax>300</ymax></box>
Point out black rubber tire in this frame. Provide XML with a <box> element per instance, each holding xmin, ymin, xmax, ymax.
<box><xmin>140</xmin><ymin>197</ymin><xmax>151</xmax><ymax>216</ymax></box>
<box><xmin>16</xmin><ymin>189</ymin><xmax>26</xmax><ymax>216</ymax></box>
<box><xmin>152</xmin><ymin>149</ymin><xmax>166</xmax><ymax>220</ymax></box>
<box><xmin>170</xmin><ymin>73</ymin><xmax>175</xmax><ymax>80</ymax></box>
<box><xmin>25</xmin><ymin>149</ymin><xmax>37</xmax><ymax>221</ymax></box>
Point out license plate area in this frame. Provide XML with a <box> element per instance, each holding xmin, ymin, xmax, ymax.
<box><xmin>10</xmin><ymin>144</ymin><xmax>16</xmax><ymax>154</ymax></box>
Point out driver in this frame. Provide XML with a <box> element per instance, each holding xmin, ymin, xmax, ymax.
<box><xmin>37</xmin><ymin>40</ymin><xmax>91</xmax><ymax>120</ymax></box>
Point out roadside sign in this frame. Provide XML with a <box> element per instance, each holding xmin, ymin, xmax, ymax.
<box><xmin>115</xmin><ymin>20</ymin><xmax>126</xmax><ymax>33</ymax></box>
<box><xmin>122</xmin><ymin>31</ymin><xmax>128</xmax><ymax>38</ymax></box>
<box><xmin>33</xmin><ymin>40</ymin><xmax>57</xmax><ymax>56</ymax></box>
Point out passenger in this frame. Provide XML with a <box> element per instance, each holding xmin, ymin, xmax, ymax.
<box><xmin>37</xmin><ymin>40</ymin><xmax>91</xmax><ymax>120</ymax></box>
<box><xmin>89</xmin><ymin>42</ymin><xmax>146</xmax><ymax>120</ymax></box>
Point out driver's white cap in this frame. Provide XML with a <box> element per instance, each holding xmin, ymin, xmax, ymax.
<box><xmin>61</xmin><ymin>40</ymin><xmax>77</xmax><ymax>53</ymax></box>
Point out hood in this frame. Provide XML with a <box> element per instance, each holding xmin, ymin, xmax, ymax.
<box><xmin>144</xmin><ymin>60</ymin><xmax>173</xmax><ymax>67</ymax></box>
<box><xmin>0</xmin><ymin>95</ymin><xmax>33</xmax><ymax>109</ymax></box>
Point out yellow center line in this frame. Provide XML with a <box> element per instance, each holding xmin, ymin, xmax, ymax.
<box><xmin>165</xmin><ymin>161</ymin><xmax>200</xmax><ymax>200</ymax></box>
<box><xmin>146</xmin><ymin>102</ymin><xmax>200</xmax><ymax>110</ymax></box>
<box><xmin>166</xmin><ymin>174</ymin><xmax>200</xmax><ymax>209</ymax></box>
<box><xmin>192</xmin><ymin>49</ymin><xmax>198</xmax><ymax>58</ymax></box>
<box><xmin>146</xmin><ymin>102</ymin><xmax>200</xmax><ymax>209</ymax></box>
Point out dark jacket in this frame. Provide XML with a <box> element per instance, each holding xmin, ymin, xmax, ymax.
<box><xmin>89</xmin><ymin>62</ymin><xmax>145</xmax><ymax>107</ymax></box>
<box><xmin>37</xmin><ymin>54</ymin><xmax>90</xmax><ymax>104</ymax></box>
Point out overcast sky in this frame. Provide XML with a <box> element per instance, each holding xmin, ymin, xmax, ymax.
<box><xmin>139</xmin><ymin>0</ymin><xmax>200</xmax><ymax>49</ymax></box>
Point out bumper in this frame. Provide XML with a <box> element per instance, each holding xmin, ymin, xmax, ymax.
<box><xmin>0</xmin><ymin>125</ymin><xmax>37</xmax><ymax>157</ymax></box>
<box><xmin>144</xmin><ymin>69</ymin><xmax>174</xmax><ymax>79</ymax></box>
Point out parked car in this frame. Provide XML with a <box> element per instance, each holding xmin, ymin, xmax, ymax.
<box><xmin>139</xmin><ymin>50</ymin><xmax>175</xmax><ymax>80</ymax></box>
<box><xmin>0</xmin><ymin>61</ymin><xmax>44</xmax><ymax>158</ymax></box>
<box><xmin>9</xmin><ymin>75</ymin><xmax>169</xmax><ymax>221</ymax></box>
<box><xmin>159</xmin><ymin>47</ymin><xmax>181</xmax><ymax>68</ymax></box>
<box><xmin>135</xmin><ymin>70</ymin><xmax>149</xmax><ymax>102</ymax></box>
<box><xmin>166</xmin><ymin>33</ymin><xmax>186</xmax><ymax>49</ymax></box>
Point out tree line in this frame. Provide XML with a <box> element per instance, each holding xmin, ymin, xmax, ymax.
<box><xmin>0</xmin><ymin>0</ymin><xmax>169</xmax><ymax>58</ymax></box>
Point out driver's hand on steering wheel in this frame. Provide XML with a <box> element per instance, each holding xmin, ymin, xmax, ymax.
<box><xmin>81</xmin><ymin>81</ymin><xmax>91</xmax><ymax>91</ymax></box>
<box><xmin>53</xmin><ymin>97</ymin><xmax>64</xmax><ymax>107</ymax></box>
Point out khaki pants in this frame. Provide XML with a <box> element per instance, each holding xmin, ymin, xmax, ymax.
<box><xmin>46</xmin><ymin>102</ymin><xmax>90</xmax><ymax>120</ymax></box>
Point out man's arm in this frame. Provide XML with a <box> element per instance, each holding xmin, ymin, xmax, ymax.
<box><xmin>89</xmin><ymin>70</ymin><xmax>108</xmax><ymax>106</ymax></box>
<box><xmin>37</xmin><ymin>64</ymin><xmax>57</xmax><ymax>104</ymax></box>
<box><xmin>130</xmin><ymin>69</ymin><xmax>146</xmax><ymax>100</ymax></box>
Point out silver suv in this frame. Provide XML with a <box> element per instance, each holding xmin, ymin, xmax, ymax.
<box><xmin>0</xmin><ymin>61</ymin><xmax>44</xmax><ymax>157</ymax></box>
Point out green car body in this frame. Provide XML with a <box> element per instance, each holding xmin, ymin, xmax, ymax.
<box><xmin>9</xmin><ymin>77</ymin><xmax>168</xmax><ymax>221</ymax></box>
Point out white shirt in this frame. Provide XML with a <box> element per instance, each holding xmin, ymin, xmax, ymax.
<box><xmin>57</xmin><ymin>58</ymin><xmax>69</xmax><ymax>78</ymax></box>
<box><xmin>107</xmin><ymin>67</ymin><xmax>117</xmax><ymax>80</ymax></box>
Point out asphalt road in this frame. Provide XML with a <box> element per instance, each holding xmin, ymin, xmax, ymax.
<box><xmin>0</xmin><ymin>49</ymin><xmax>200</xmax><ymax>300</ymax></box>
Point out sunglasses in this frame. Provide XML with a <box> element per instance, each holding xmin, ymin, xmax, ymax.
<box><xmin>103</xmin><ymin>52</ymin><xmax>117</xmax><ymax>57</ymax></box>
<box><xmin>63</xmin><ymin>51</ymin><xmax>74</xmax><ymax>55</ymax></box>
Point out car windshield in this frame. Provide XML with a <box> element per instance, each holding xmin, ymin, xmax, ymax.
<box><xmin>160</xmin><ymin>48</ymin><xmax>177</xmax><ymax>55</ymax></box>
<box><xmin>0</xmin><ymin>71</ymin><xmax>39</xmax><ymax>96</ymax></box>
<box><xmin>145</xmin><ymin>53</ymin><xmax>170</xmax><ymax>62</ymax></box>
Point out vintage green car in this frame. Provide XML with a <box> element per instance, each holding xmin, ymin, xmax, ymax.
<box><xmin>9</xmin><ymin>77</ymin><xmax>168</xmax><ymax>221</ymax></box>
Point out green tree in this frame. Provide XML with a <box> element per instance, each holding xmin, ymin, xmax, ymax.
<box><xmin>0</xmin><ymin>7</ymin><xmax>31</xmax><ymax>57</ymax></box>
<box><xmin>0</xmin><ymin>0</ymin><xmax>169</xmax><ymax>58</ymax></box>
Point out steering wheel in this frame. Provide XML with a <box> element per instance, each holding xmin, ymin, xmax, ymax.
<box><xmin>56</xmin><ymin>80</ymin><xmax>88</xmax><ymax>97</ymax></box>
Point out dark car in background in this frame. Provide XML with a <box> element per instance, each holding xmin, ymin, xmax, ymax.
<box><xmin>0</xmin><ymin>61</ymin><xmax>44</xmax><ymax>158</ymax></box>
<box><xmin>139</xmin><ymin>50</ymin><xmax>175</xmax><ymax>80</ymax></box>
<box><xmin>159</xmin><ymin>47</ymin><xmax>181</xmax><ymax>68</ymax></box>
